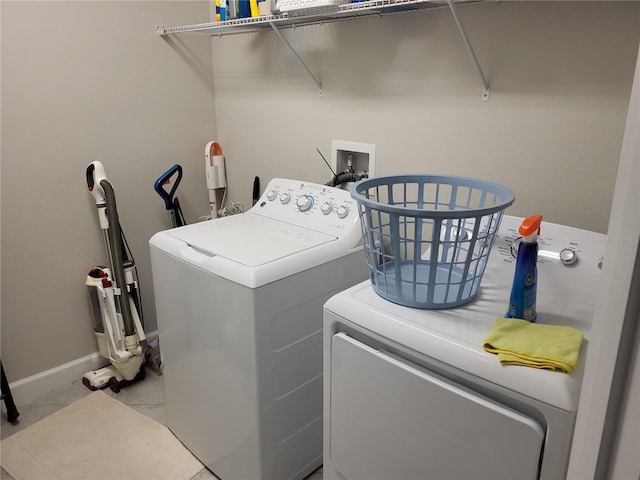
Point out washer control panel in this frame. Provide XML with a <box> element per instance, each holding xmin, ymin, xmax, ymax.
<box><xmin>251</xmin><ymin>178</ymin><xmax>360</xmax><ymax>240</ymax></box>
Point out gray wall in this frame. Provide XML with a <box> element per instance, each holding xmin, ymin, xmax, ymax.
<box><xmin>1</xmin><ymin>1</ymin><xmax>215</xmax><ymax>381</ymax></box>
<box><xmin>1</xmin><ymin>1</ymin><xmax>639</xmax><ymax>383</ymax></box>
<box><xmin>212</xmin><ymin>1</ymin><xmax>639</xmax><ymax>232</ymax></box>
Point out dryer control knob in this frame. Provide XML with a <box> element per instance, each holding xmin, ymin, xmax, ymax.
<box><xmin>280</xmin><ymin>192</ymin><xmax>291</xmax><ymax>204</ymax></box>
<box><xmin>560</xmin><ymin>248</ymin><xmax>578</xmax><ymax>265</ymax></box>
<box><xmin>297</xmin><ymin>195</ymin><xmax>314</xmax><ymax>212</ymax></box>
<box><xmin>336</xmin><ymin>205</ymin><xmax>349</xmax><ymax>219</ymax></box>
<box><xmin>266</xmin><ymin>189</ymin><xmax>277</xmax><ymax>201</ymax></box>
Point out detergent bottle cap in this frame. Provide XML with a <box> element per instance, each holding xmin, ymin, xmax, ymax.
<box><xmin>519</xmin><ymin>214</ymin><xmax>543</xmax><ymax>243</ymax></box>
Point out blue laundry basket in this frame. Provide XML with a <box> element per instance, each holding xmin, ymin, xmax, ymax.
<box><xmin>351</xmin><ymin>175</ymin><xmax>515</xmax><ymax>309</ymax></box>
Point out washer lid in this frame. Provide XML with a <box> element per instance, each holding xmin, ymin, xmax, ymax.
<box><xmin>166</xmin><ymin>213</ymin><xmax>336</xmax><ymax>266</ymax></box>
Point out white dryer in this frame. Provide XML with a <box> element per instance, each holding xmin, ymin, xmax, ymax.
<box><xmin>149</xmin><ymin>178</ymin><xmax>367</xmax><ymax>480</ymax></box>
<box><xmin>323</xmin><ymin>215</ymin><xmax>605</xmax><ymax>480</ymax></box>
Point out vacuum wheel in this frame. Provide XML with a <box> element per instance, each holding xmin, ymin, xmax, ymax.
<box><xmin>108</xmin><ymin>376</ymin><xmax>121</xmax><ymax>393</ymax></box>
<box><xmin>135</xmin><ymin>365</ymin><xmax>147</xmax><ymax>382</ymax></box>
<box><xmin>108</xmin><ymin>365</ymin><xmax>146</xmax><ymax>393</ymax></box>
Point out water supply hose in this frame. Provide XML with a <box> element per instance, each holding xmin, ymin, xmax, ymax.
<box><xmin>327</xmin><ymin>171</ymin><xmax>368</xmax><ymax>188</ymax></box>
<box><xmin>101</xmin><ymin>179</ymin><xmax>135</xmax><ymax>337</ymax></box>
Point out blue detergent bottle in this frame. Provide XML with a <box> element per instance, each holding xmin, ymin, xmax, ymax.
<box><xmin>506</xmin><ymin>214</ymin><xmax>543</xmax><ymax>322</ymax></box>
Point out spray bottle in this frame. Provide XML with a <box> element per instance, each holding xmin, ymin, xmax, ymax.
<box><xmin>506</xmin><ymin>214</ymin><xmax>543</xmax><ymax>322</ymax></box>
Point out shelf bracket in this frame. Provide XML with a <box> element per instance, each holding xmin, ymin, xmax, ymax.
<box><xmin>448</xmin><ymin>0</ymin><xmax>490</xmax><ymax>101</ymax></box>
<box><xmin>268</xmin><ymin>21</ymin><xmax>323</xmax><ymax>96</ymax></box>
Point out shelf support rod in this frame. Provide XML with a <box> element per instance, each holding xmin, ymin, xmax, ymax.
<box><xmin>447</xmin><ymin>0</ymin><xmax>490</xmax><ymax>101</ymax></box>
<box><xmin>269</xmin><ymin>21</ymin><xmax>323</xmax><ymax>96</ymax></box>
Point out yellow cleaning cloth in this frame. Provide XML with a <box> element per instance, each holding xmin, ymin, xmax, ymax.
<box><xmin>482</xmin><ymin>318</ymin><xmax>584</xmax><ymax>373</ymax></box>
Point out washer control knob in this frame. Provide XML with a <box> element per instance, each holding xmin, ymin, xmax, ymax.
<box><xmin>280</xmin><ymin>192</ymin><xmax>291</xmax><ymax>204</ymax></box>
<box><xmin>560</xmin><ymin>248</ymin><xmax>578</xmax><ymax>266</ymax></box>
<box><xmin>336</xmin><ymin>205</ymin><xmax>350</xmax><ymax>219</ymax></box>
<box><xmin>321</xmin><ymin>202</ymin><xmax>333</xmax><ymax>215</ymax></box>
<box><xmin>297</xmin><ymin>194</ymin><xmax>314</xmax><ymax>212</ymax></box>
<box><xmin>266</xmin><ymin>189</ymin><xmax>277</xmax><ymax>201</ymax></box>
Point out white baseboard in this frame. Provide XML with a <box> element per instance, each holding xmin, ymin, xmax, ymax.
<box><xmin>8</xmin><ymin>330</ymin><xmax>158</xmax><ymax>405</ymax></box>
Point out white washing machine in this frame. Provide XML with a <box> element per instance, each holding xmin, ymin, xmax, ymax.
<box><xmin>323</xmin><ymin>215</ymin><xmax>605</xmax><ymax>480</ymax></box>
<box><xmin>149</xmin><ymin>178</ymin><xmax>367</xmax><ymax>480</ymax></box>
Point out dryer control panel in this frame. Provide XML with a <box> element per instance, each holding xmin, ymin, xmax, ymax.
<box><xmin>485</xmin><ymin>215</ymin><xmax>606</xmax><ymax>305</ymax></box>
<box><xmin>251</xmin><ymin>178</ymin><xmax>361</xmax><ymax>245</ymax></box>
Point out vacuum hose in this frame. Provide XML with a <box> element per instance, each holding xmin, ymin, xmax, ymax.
<box><xmin>101</xmin><ymin>179</ymin><xmax>135</xmax><ymax>337</ymax></box>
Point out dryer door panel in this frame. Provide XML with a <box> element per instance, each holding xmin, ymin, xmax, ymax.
<box><xmin>329</xmin><ymin>333</ymin><xmax>544</xmax><ymax>480</ymax></box>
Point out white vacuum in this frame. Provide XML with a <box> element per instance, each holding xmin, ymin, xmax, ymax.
<box><xmin>82</xmin><ymin>161</ymin><xmax>147</xmax><ymax>392</ymax></box>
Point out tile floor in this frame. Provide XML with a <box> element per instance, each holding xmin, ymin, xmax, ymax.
<box><xmin>1</xmin><ymin>371</ymin><xmax>323</xmax><ymax>480</ymax></box>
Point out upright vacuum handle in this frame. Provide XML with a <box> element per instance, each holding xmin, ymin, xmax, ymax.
<box><xmin>87</xmin><ymin>161</ymin><xmax>108</xmax><ymax>205</ymax></box>
<box><xmin>86</xmin><ymin>161</ymin><xmax>109</xmax><ymax>230</ymax></box>
<box><xmin>154</xmin><ymin>164</ymin><xmax>183</xmax><ymax>210</ymax></box>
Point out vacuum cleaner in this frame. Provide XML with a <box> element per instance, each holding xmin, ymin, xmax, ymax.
<box><xmin>82</xmin><ymin>161</ymin><xmax>147</xmax><ymax>392</ymax></box>
<box><xmin>204</xmin><ymin>141</ymin><xmax>227</xmax><ymax>219</ymax></box>
<box><xmin>153</xmin><ymin>141</ymin><xmax>229</xmax><ymax>225</ymax></box>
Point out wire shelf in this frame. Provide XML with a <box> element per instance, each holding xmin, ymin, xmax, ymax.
<box><xmin>156</xmin><ymin>0</ymin><xmax>483</xmax><ymax>36</ymax></box>
<box><xmin>155</xmin><ymin>0</ymin><xmax>492</xmax><ymax>99</ymax></box>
